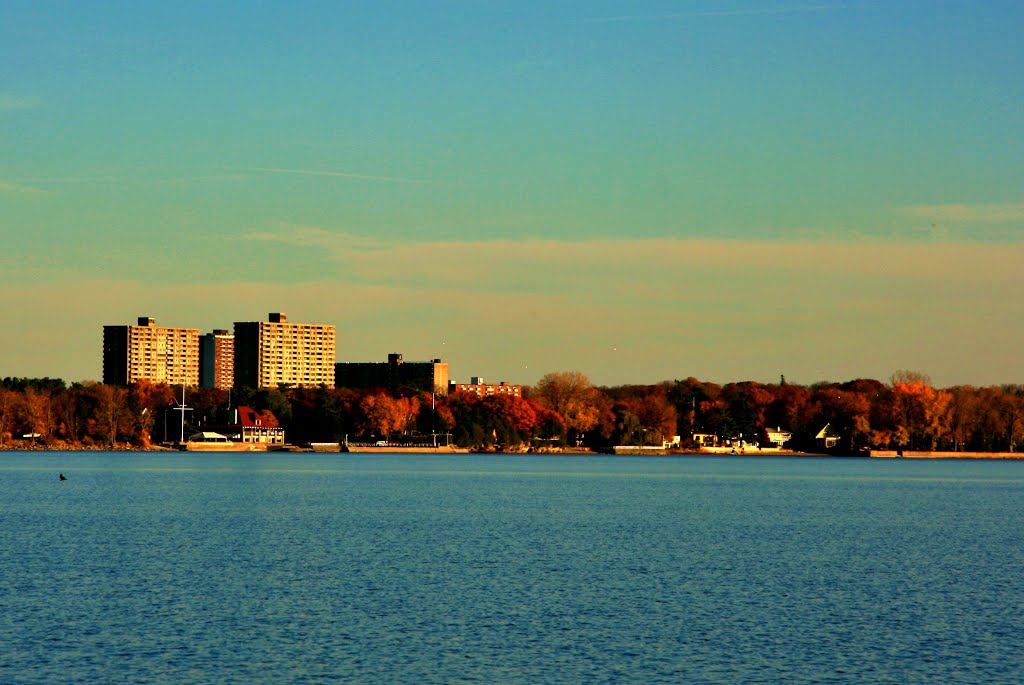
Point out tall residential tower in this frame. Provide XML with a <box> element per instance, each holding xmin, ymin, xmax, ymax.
<box><xmin>102</xmin><ymin>317</ymin><xmax>200</xmax><ymax>386</ymax></box>
<box><xmin>199</xmin><ymin>329</ymin><xmax>235</xmax><ymax>390</ymax></box>
<box><xmin>233</xmin><ymin>313</ymin><xmax>336</xmax><ymax>389</ymax></box>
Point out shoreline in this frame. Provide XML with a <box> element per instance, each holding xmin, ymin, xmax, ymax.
<box><xmin>2</xmin><ymin>443</ymin><xmax>1022</xmax><ymax>459</ymax></box>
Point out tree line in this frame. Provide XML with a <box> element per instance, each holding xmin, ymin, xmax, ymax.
<box><xmin>1</xmin><ymin>371</ymin><xmax>1022</xmax><ymax>452</ymax></box>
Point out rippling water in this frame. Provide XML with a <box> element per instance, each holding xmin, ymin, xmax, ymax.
<box><xmin>2</xmin><ymin>453</ymin><xmax>1022</xmax><ymax>684</ymax></box>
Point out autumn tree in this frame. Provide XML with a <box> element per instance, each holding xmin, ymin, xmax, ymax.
<box><xmin>718</xmin><ymin>382</ymin><xmax>773</xmax><ymax>442</ymax></box>
<box><xmin>673</xmin><ymin>379</ymin><xmax>725</xmax><ymax>438</ymax></box>
<box><xmin>124</xmin><ymin>380</ymin><xmax>178</xmax><ymax>445</ymax></box>
<box><xmin>998</xmin><ymin>390</ymin><xmax>1024</xmax><ymax>451</ymax></box>
<box><xmin>638</xmin><ymin>393</ymin><xmax>678</xmax><ymax>443</ymax></box>
<box><xmin>21</xmin><ymin>387</ymin><xmax>56</xmax><ymax>444</ymax></box>
<box><xmin>53</xmin><ymin>384</ymin><xmax>84</xmax><ymax>444</ymax></box>
<box><xmin>967</xmin><ymin>387</ymin><xmax>1024</xmax><ymax>452</ymax></box>
<box><xmin>87</xmin><ymin>383</ymin><xmax>129</xmax><ymax>448</ymax></box>
<box><xmin>358</xmin><ymin>392</ymin><xmax>403</xmax><ymax>438</ymax></box>
<box><xmin>590</xmin><ymin>392</ymin><xmax>617</xmax><ymax>445</ymax></box>
<box><xmin>481</xmin><ymin>394</ymin><xmax>548</xmax><ymax>448</ymax></box>
<box><xmin>535</xmin><ymin>408</ymin><xmax>567</xmax><ymax>445</ymax></box>
<box><xmin>0</xmin><ymin>388</ymin><xmax>22</xmax><ymax>446</ymax></box>
<box><xmin>607</xmin><ymin>393</ymin><xmax>678</xmax><ymax>445</ymax></box>
<box><xmin>417</xmin><ymin>393</ymin><xmax>455</xmax><ymax>436</ymax></box>
<box><xmin>891</xmin><ymin>369</ymin><xmax>932</xmax><ymax>386</ymax></box>
<box><xmin>447</xmin><ymin>391</ymin><xmax>488</xmax><ymax>448</ymax></box>
<box><xmin>946</xmin><ymin>386</ymin><xmax>979</xmax><ymax>452</ymax></box>
<box><xmin>286</xmin><ymin>387</ymin><xmax>358</xmax><ymax>444</ymax></box>
<box><xmin>232</xmin><ymin>387</ymin><xmax>293</xmax><ymax>424</ymax></box>
<box><xmin>533</xmin><ymin>371</ymin><xmax>600</xmax><ymax>439</ymax></box>
<box><xmin>394</xmin><ymin>395</ymin><xmax>421</xmax><ymax>435</ymax></box>
<box><xmin>185</xmin><ymin>387</ymin><xmax>230</xmax><ymax>425</ymax></box>
<box><xmin>889</xmin><ymin>380</ymin><xmax>951</xmax><ymax>451</ymax></box>
<box><xmin>805</xmin><ymin>383</ymin><xmax>876</xmax><ymax>450</ymax></box>
<box><xmin>763</xmin><ymin>383</ymin><xmax>812</xmax><ymax>438</ymax></box>
<box><xmin>611</xmin><ymin>404</ymin><xmax>643</xmax><ymax>445</ymax></box>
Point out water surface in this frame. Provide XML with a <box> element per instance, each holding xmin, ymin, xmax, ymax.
<box><xmin>2</xmin><ymin>453</ymin><xmax>1022</xmax><ymax>683</ymax></box>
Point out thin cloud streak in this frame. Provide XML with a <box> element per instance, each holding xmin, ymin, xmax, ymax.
<box><xmin>898</xmin><ymin>202</ymin><xmax>1024</xmax><ymax>224</ymax></box>
<box><xmin>241</xmin><ymin>166</ymin><xmax>432</xmax><ymax>184</ymax></box>
<box><xmin>0</xmin><ymin>179</ymin><xmax>50</xmax><ymax>195</ymax></box>
<box><xmin>14</xmin><ymin>173</ymin><xmax>249</xmax><ymax>186</ymax></box>
<box><xmin>233</xmin><ymin>229</ymin><xmax>1024</xmax><ymax>288</ymax></box>
<box><xmin>581</xmin><ymin>4</ymin><xmax>852</xmax><ymax>24</ymax></box>
<box><xmin>240</xmin><ymin>224</ymin><xmax>387</xmax><ymax>252</ymax></box>
<box><xmin>0</xmin><ymin>96</ymin><xmax>40</xmax><ymax>110</ymax></box>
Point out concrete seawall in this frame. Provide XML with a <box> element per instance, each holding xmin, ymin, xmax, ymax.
<box><xmin>870</xmin><ymin>450</ymin><xmax>1023</xmax><ymax>459</ymax></box>
<box><xmin>184</xmin><ymin>442</ymin><xmax>267</xmax><ymax>452</ymax></box>
<box><xmin>342</xmin><ymin>445</ymin><xmax>470</xmax><ymax>454</ymax></box>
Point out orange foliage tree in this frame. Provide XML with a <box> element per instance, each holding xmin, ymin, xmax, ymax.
<box><xmin>890</xmin><ymin>380</ymin><xmax>952</xmax><ymax>451</ymax></box>
<box><xmin>0</xmin><ymin>388</ymin><xmax>21</xmax><ymax>446</ymax></box>
<box><xmin>358</xmin><ymin>392</ymin><xmax>404</xmax><ymax>438</ymax></box>
<box><xmin>533</xmin><ymin>371</ymin><xmax>600</xmax><ymax>438</ymax></box>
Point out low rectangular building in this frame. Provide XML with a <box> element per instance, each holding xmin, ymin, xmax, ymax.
<box><xmin>336</xmin><ymin>353</ymin><xmax>449</xmax><ymax>395</ymax></box>
<box><xmin>449</xmin><ymin>378</ymin><xmax>522</xmax><ymax>399</ymax></box>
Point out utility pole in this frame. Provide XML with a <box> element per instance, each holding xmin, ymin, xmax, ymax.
<box><xmin>174</xmin><ymin>384</ymin><xmax>192</xmax><ymax>445</ymax></box>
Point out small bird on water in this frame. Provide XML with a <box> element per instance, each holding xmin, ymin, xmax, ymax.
<box><xmin>59</xmin><ymin>473</ymin><xmax>66</xmax><ymax>481</ymax></box>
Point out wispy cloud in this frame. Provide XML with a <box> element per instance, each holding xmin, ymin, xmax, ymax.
<box><xmin>0</xmin><ymin>179</ymin><xmax>50</xmax><ymax>195</ymax></box>
<box><xmin>233</xmin><ymin>227</ymin><xmax>1024</xmax><ymax>290</ymax></box>
<box><xmin>11</xmin><ymin>173</ymin><xmax>250</xmax><ymax>187</ymax></box>
<box><xmin>581</xmin><ymin>4</ymin><xmax>854</xmax><ymax>24</ymax></box>
<box><xmin>898</xmin><ymin>202</ymin><xmax>1024</xmax><ymax>224</ymax></box>
<box><xmin>7</xmin><ymin>237</ymin><xmax>1024</xmax><ymax>387</ymax></box>
<box><xmin>239</xmin><ymin>166</ymin><xmax>431</xmax><ymax>184</ymax></box>
<box><xmin>151</xmin><ymin>173</ymin><xmax>250</xmax><ymax>186</ymax></box>
<box><xmin>241</xmin><ymin>224</ymin><xmax>387</xmax><ymax>252</ymax></box>
<box><xmin>0</xmin><ymin>95</ymin><xmax>40</xmax><ymax>111</ymax></box>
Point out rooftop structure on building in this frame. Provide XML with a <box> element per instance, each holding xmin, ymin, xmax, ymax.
<box><xmin>336</xmin><ymin>353</ymin><xmax>449</xmax><ymax>395</ymax></box>
<box><xmin>449</xmin><ymin>377</ymin><xmax>522</xmax><ymax>399</ymax></box>
<box><xmin>102</xmin><ymin>316</ymin><xmax>200</xmax><ymax>387</ymax></box>
<box><xmin>234</xmin><ymin>313</ymin><xmax>336</xmax><ymax>389</ymax></box>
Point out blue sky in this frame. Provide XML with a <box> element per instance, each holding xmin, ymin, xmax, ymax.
<box><xmin>2</xmin><ymin>1</ymin><xmax>1023</xmax><ymax>387</ymax></box>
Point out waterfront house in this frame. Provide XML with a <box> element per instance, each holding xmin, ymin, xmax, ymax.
<box><xmin>692</xmin><ymin>433</ymin><xmax>718</xmax><ymax>447</ymax></box>
<box><xmin>203</xmin><ymin>406</ymin><xmax>285</xmax><ymax>446</ymax></box>
<box><xmin>815</xmin><ymin>424</ymin><xmax>841</xmax><ymax>450</ymax></box>
<box><xmin>764</xmin><ymin>426</ymin><xmax>793</xmax><ymax>448</ymax></box>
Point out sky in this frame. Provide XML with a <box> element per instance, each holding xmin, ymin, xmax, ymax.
<box><xmin>2</xmin><ymin>0</ymin><xmax>1023</xmax><ymax>388</ymax></box>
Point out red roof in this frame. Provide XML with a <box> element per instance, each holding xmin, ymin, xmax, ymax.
<box><xmin>237</xmin><ymin>406</ymin><xmax>261</xmax><ymax>427</ymax></box>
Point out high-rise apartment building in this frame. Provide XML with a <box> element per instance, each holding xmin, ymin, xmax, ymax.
<box><xmin>233</xmin><ymin>313</ymin><xmax>336</xmax><ymax>389</ymax></box>
<box><xmin>102</xmin><ymin>317</ymin><xmax>200</xmax><ymax>386</ymax></box>
<box><xmin>200</xmin><ymin>329</ymin><xmax>234</xmax><ymax>390</ymax></box>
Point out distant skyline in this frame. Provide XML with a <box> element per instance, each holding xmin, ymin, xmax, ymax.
<box><xmin>3</xmin><ymin>1</ymin><xmax>1022</xmax><ymax>387</ymax></box>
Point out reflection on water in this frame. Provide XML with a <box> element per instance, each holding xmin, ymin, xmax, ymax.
<box><xmin>2</xmin><ymin>453</ymin><xmax>1022</xmax><ymax>684</ymax></box>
